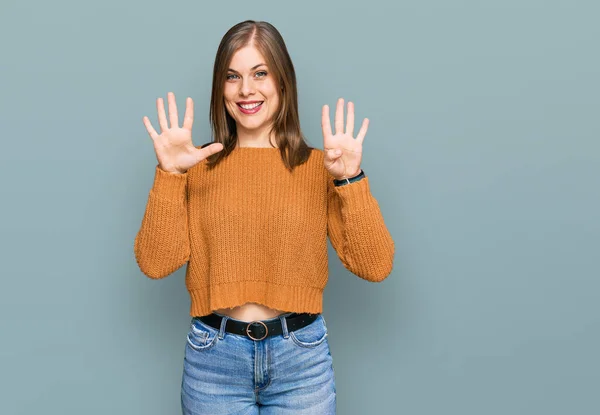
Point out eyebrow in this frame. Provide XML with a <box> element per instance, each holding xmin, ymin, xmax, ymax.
<box><xmin>227</xmin><ymin>63</ymin><xmax>267</xmax><ymax>73</ymax></box>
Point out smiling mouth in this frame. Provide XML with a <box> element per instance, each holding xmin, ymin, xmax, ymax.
<box><xmin>237</xmin><ymin>101</ymin><xmax>264</xmax><ymax>114</ymax></box>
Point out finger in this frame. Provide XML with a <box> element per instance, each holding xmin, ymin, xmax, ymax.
<box><xmin>182</xmin><ymin>97</ymin><xmax>194</xmax><ymax>131</ymax></box>
<box><xmin>196</xmin><ymin>142</ymin><xmax>224</xmax><ymax>160</ymax></box>
<box><xmin>142</xmin><ymin>116</ymin><xmax>159</xmax><ymax>140</ymax></box>
<box><xmin>346</xmin><ymin>101</ymin><xmax>355</xmax><ymax>137</ymax></box>
<box><xmin>321</xmin><ymin>105</ymin><xmax>332</xmax><ymax>139</ymax></box>
<box><xmin>167</xmin><ymin>91</ymin><xmax>179</xmax><ymax>128</ymax></box>
<box><xmin>356</xmin><ymin>118</ymin><xmax>369</xmax><ymax>144</ymax></box>
<box><xmin>157</xmin><ymin>97</ymin><xmax>168</xmax><ymax>132</ymax></box>
<box><xmin>335</xmin><ymin>98</ymin><xmax>344</xmax><ymax>135</ymax></box>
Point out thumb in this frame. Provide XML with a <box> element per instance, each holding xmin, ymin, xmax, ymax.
<box><xmin>325</xmin><ymin>148</ymin><xmax>342</xmax><ymax>162</ymax></box>
<box><xmin>196</xmin><ymin>142</ymin><xmax>224</xmax><ymax>161</ymax></box>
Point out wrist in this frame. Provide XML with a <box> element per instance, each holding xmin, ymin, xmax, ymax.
<box><xmin>158</xmin><ymin>164</ymin><xmax>186</xmax><ymax>175</ymax></box>
<box><xmin>333</xmin><ymin>169</ymin><xmax>365</xmax><ymax>186</ymax></box>
<box><xmin>348</xmin><ymin>168</ymin><xmax>362</xmax><ymax>178</ymax></box>
<box><xmin>334</xmin><ymin>169</ymin><xmax>362</xmax><ymax>181</ymax></box>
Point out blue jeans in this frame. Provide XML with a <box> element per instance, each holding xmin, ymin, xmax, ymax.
<box><xmin>181</xmin><ymin>312</ymin><xmax>337</xmax><ymax>414</ymax></box>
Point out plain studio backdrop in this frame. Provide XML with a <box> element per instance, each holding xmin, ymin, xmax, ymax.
<box><xmin>1</xmin><ymin>0</ymin><xmax>598</xmax><ymax>414</ymax></box>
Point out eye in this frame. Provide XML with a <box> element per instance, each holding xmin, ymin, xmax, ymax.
<box><xmin>226</xmin><ymin>74</ymin><xmax>239</xmax><ymax>80</ymax></box>
<box><xmin>255</xmin><ymin>71</ymin><xmax>267</xmax><ymax>78</ymax></box>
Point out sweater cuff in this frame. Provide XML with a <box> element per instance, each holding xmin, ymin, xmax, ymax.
<box><xmin>150</xmin><ymin>165</ymin><xmax>188</xmax><ymax>201</ymax></box>
<box><xmin>332</xmin><ymin>175</ymin><xmax>377</xmax><ymax>208</ymax></box>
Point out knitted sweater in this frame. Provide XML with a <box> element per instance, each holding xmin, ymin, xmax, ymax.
<box><xmin>133</xmin><ymin>146</ymin><xmax>395</xmax><ymax>317</ymax></box>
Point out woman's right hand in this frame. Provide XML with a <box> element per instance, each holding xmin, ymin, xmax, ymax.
<box><xmin>142</xmin><ymin>92</ymin><xmax>224</xmax><ymax>174</ymax></box>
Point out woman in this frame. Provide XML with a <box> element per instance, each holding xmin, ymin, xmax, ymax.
<box><xmin>134</xmin><ymin>20</ymin><xmax>395</xmax><ymax>414</ymax></box>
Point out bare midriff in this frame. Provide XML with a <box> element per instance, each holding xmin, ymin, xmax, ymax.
<box><xmin>212</xmin><ymin>302</ymin><xmax>290</xmax><ymax>322</ymax></box>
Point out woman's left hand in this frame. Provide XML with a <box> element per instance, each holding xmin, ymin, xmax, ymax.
<box><xmin>322</xmin><ymin>98</ymin><xmax>369</xmax><ymax>180</ymax></box>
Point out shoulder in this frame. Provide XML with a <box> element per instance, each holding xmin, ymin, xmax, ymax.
<box><xmin>304</xmin><ymin>147</ymin><xmax>325</xmax><ymax>169</ymax></box>
<box><xmin>307</xmin><ymin>146</ymin><xmax>324</xmax><ymax>161</ymax></box>
<box><xmin>304</xmin><ymin>147</ymin><xmax>331</xmax><ymax>180</ymax></box>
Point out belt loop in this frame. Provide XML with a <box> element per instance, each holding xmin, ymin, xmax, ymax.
<box><xmin>279</xmin><ymin>314</ymin><xmax>290</xmax><ymax>339</ymax></box>
<box><xmin>218</xmin><ymin>315</ymin><xmax>229</xmax><ymax>339</ymax></box>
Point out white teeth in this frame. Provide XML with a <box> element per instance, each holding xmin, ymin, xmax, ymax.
<box><xmin>239</xmin><ymin>102</ymin><xmax>262</xmax><ymax>110</ymax></box>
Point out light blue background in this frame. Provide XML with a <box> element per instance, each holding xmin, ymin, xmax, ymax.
<box><xmin>1</xmin><ymin>0</ymin><xmax>598</xmax><ymax>414</ymax></box>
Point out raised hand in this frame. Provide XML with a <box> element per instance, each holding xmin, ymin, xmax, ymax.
<box><xmin>321</xmin><ymin>98</ymin><xmax>369</xmax><ymax>180</ymax></box>
<box><xmin>142</xmin><ymin>92</ymin><xmax>223</xmax><ymax>174</ymax></box>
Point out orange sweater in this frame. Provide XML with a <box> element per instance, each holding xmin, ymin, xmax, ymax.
<box><xmin>133</xmin><ymin>146</ymin><xmax>395</xmax><ymax>317</ymax></box>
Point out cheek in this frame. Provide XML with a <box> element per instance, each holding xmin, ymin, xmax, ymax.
<box><xmin>263</xmin><ymin>88</ymin><xmax>278</xmax><ymax>107</ymax></box>
<box><xmin>224</xmin><ymin>101</ymin><xmax>237</xmax><ymax>119</ymax></box>
<box><xmin>223</xmin><ymin>86</ymin><xmax>237</xmax><ymax>103</ymax></box>
<box><xmin>269</xmin><ymin>94</ymin><xmax>281</xmax><ymax>114</ymax></box>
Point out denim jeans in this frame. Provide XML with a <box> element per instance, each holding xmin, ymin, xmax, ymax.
<box><xmin>181</xmin><ymin>312</ymin><xmax>337</xmax><ymax>414</ymax></box>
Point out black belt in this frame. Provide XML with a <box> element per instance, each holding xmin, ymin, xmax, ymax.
<box><xmin>198</xmin><ymin>312</ymin><xmax>319</xmax><ymax>341</ymax></box>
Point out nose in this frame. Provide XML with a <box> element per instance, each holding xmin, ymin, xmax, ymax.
<box><xmin>239</xmin><ymin>77</ymin><xmax>255</xmax><ymax>97</ymax></box>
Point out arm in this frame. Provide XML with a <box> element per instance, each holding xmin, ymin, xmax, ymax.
<box><xmin>133</xmin><ymin>165</ymin><xmax>191</xmax><ymax>279</ymax></box>
<box><xmin>327</xmin><ymin>172</ymin><xmax>395</xmax><ymax>282</ymax></box>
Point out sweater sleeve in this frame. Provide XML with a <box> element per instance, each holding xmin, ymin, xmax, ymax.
<box><xmin>133</xmin><ymin>165</ymin><xmax>191</xmax><ymax>279</ymax></box>
<box><xmin>327</xmin><ymin>172</ymin><xmax>395</xmax><ymax>282</ymax></box>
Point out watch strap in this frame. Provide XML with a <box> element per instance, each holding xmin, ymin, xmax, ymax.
<box><xmin>333</xmin><ymin>169</ymin><xmax>365</xmax><ymax>186</ymax></box>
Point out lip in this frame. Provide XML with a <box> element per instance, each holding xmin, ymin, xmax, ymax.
<box><xmin>237</xmin><ymin>101</ymin><xmax>264</xmax><ymax>115</ymax></box>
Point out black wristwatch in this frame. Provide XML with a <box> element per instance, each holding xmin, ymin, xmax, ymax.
<box><xmin>333</xmin><ymin>169</ymin><xmax>365</xmax><ymax>186</ymax></box>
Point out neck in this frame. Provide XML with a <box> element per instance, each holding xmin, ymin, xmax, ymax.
<box><xmin>235</xmin><ymin>125</ymin><xmax>276</xmax><ymax>148</ymax></box>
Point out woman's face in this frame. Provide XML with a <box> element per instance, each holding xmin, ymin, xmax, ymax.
<box><xmin>224</xmin><ymin>45</ymin><xmax>280</xmax><ymax>138</ymax></box>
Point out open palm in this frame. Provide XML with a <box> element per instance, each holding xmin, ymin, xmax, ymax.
<box><xmin>142</xmin><ymin>92</ymin><xmax>223</xmax><ymax>174</ymax></box>
<box><xmin>321</xmin><ymin>98</ymin><xmax>369</xmax><ymax>180</ymax></box>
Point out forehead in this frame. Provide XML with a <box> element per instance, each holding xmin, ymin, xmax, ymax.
<box><xmin>228</xmin><ymin>45</ymin><xmax>267</xmax><ymax>71</ymax></box>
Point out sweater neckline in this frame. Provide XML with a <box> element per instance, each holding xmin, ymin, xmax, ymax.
<box><xmin>235</xmin><ymin>146</ymin><xmax>280</xmax><ymax>149</ymax></box>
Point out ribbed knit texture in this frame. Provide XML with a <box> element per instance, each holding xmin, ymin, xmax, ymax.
<box><xmin>133</xmin><ymin>146</ymin><xmax>395</xmax><ymax>317</ymax></box>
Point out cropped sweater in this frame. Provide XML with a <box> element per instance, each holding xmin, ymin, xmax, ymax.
<box><xmin>133</xmin><ymin>146</ymin><xmax>395</xmax><ymax>317</ymax></box>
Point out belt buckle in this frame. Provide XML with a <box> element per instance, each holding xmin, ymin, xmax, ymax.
<box><xmin>246</xmin><ymin>320</ymin><xmax>268</xmax><ymax>341</ymax></box>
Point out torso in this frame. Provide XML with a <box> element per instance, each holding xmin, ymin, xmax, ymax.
<box><xmin>212</xmin><ymin>142</ymin><xmax>293</xmax><ymax>322</ymax></box>
<box><xmin>213</xmin><ymin>302</ymin><xmax>290</xmax><ymax>322</ymax></box>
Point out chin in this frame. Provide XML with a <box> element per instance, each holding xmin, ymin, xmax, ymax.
<box><xmin>242</xmin><ymin>119</ymin><xmax>267</xmax><ymax>129</ymax></box>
